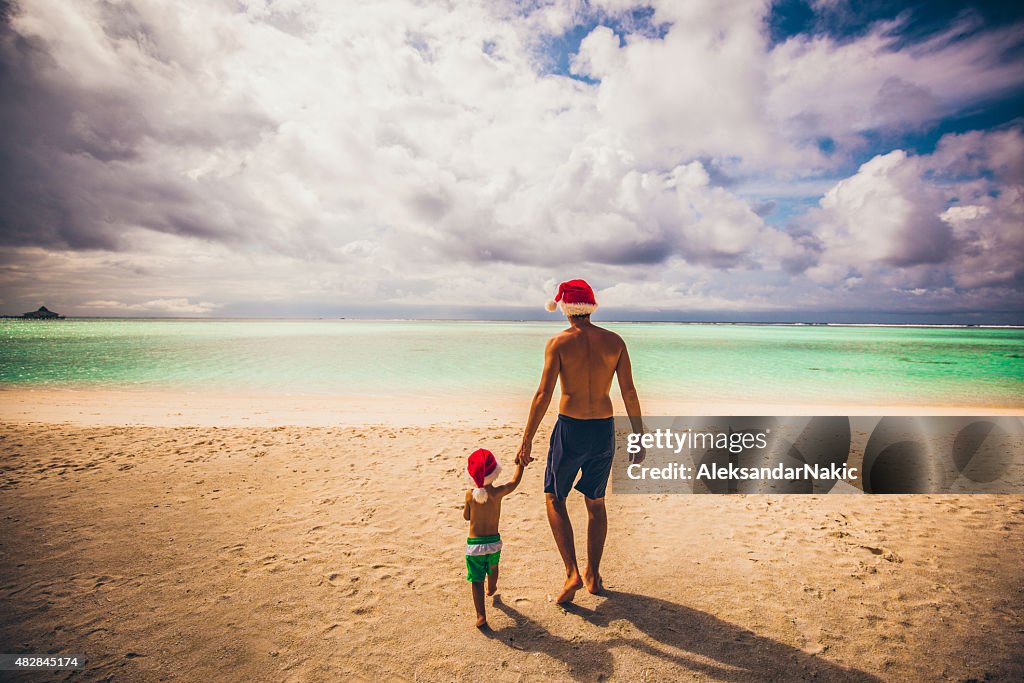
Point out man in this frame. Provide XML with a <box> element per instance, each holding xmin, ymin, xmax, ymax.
<box><xmin>516</xmin><ymin>279</ymin><xmax>645</xmax><ymax>604</ymax></box>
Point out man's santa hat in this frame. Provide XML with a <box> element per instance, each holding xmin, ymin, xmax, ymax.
<box><xmin>466</xmin><ymin>448</ymin><xmax>502</xmax><ymax>503</ymax></box>
<box><xmin>546</xmin><ymin>279</ymin><xmax>598</xmax><ymax>316</ymax></box>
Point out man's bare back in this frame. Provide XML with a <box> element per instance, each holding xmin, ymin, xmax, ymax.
<box><xmin>517</xmin><ymin>313</ymin><xmax>644</xmax><ymax>467</ymax></box>
<box><xmin>550</xmin><ymin>322</ymin><xmax>626</xmax><ymax>420</ymax></box>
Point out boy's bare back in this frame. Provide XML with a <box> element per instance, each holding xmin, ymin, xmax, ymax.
<box><xmin>464</xmin><ymin>463</ymin><xmax>524</xmax><ymax>537</ymax></box>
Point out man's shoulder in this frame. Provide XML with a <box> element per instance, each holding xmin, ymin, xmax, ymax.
<box><xmin>546</xmin><ymin>329</ymin><xmax>573</xmax><ymax>346</ymax></box>
<box><xmin>591</xmin><ymin>325</ymin><xmax>625</xmax><ymax>345</ymax></box>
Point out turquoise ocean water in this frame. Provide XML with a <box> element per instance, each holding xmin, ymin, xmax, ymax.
<box><xmin>1</xmin><ymin>319</ymin><xmax>1022</xmax><ymax>408</ymax></box>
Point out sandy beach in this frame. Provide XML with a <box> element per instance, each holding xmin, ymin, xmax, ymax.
<box><xmin>1</xmin><ymin>395</ymin><xmax>1022</xmax><ymax>682</ymax></box>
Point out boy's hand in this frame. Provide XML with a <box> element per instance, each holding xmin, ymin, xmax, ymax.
<box><xmin>516</xmin><ymin>441</ymin><xmax>533</xmax><ymax>466</ymax></box>
<box><xmin>629</xmin><ymin>444</ymin><xmax>646</xmax><ymax>465</ymax></box>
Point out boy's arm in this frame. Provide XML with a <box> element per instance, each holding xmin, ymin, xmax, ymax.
<box><xmin>463</xmin><ymin>490</ymin><xmax>472</xmax><ymax>520</ymax></box>
<box><xmin>496</xmin><ymin>462</ymin><xmax>526</xmax><ymax>497</ymax></box>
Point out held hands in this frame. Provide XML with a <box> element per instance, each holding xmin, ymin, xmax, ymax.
<box><xmin>629</xmin><ymin>442</ymin><xmax>646</xmax><ymax>465</ymax></box>
<box><xmin>515</xmin><ymin>441</ymin><xmax>533</xmax><ymax>466</ymax></box>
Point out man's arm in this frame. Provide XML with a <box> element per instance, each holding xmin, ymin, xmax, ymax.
<box><xmin>616</xmin><ymin>343</ymin><xmax>646</xmax><ymax>463</ymax></box>
<box><xmin>496</xmin><ymin>462</ymin><xmax>526</xmax><ymax>497</ymax></box>
<box><xmin>516</xmin><ymin>337</ymin><xmax>560</xmax><ymax>465</ymax></box>
<box><xmin>463</xmin><ymin>490</ymin><xmax>472</xmax><ymax>520</ymax></box>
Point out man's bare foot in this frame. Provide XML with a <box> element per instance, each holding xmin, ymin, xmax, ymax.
<box><xmin>583</xmin><ymin>565</ymin><xmax>603</xmax><ymax>595</ymax></box>
<box><xmin>555</xmin><ymin>571</ymin><xmax>583</xmax><ymax>604</ymax></box>
<box><xmin>475</xmin><ymin>615</ymin><xmax>487</xmax><ymax>628</ymax></box>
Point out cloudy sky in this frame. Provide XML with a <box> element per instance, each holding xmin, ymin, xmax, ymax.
<box><xmin>1</xmin><ymin>0</ymin><xmax>1022</xmax><ymax>322</ymax></box>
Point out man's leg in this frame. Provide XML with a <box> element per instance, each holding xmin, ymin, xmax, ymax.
<box><xmin>583</xmin><ymin>496</ymin><xmax>607</xmax><ymax>594</ymax></box>
<box><xmin>546</xmin><ymin>493</ymin><xmax>583</xmax><ymax>603</ymax></box>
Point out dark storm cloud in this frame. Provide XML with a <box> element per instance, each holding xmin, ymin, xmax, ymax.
<box><xmin>0</xmin><ymin>1</ymin><xmax>276</xmax><ymax>251</ymax></box>
<box><xmin>0</xmin><ymin>3</ymin><xmax>112</xmax><ymax>248</ymax></box>
<box><xmin>583</xmin><ymin>238</ymin><xmax>675</xmax><ymax>267</ymax></box>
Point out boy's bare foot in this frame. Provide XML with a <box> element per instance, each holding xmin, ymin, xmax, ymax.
<box><xmin>475</xmin><ymin>615</ymin><xmax>487</xmax><ymax>629</ymax></box>
<box><xmin>555</xmin><ymin>571</ymin><xmax>583</xmax><ymax>604</ymax></box>
<box><xmin>583</xmin><ymin>565</ymin><xmax>603</xmax><ymax>595</ymax></box>
<box><xmin>486</xmin><ymin>584</ymin><xmax>497</xmax><ymax>596</ymax></box>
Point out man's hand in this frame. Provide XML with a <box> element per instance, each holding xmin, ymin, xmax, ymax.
<box><xmin>516</xmin><ymin>441</ymin><xmax>533</xmax><ymax>466</ymax></box>
<box><xmin>629</xmin><ymin>443</ymin><xmax>646</xmax><ymax>465</ymax></box>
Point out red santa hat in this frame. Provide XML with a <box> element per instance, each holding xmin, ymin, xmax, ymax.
<box><xmin>546</xmin><ymin>279</ymin><xmax>598</xmax><ymax>316</ymax></box>
<box><xmin>466</xmin><ymin>448</ymin><xmax>502</xmax><ymax>503</ymax></box>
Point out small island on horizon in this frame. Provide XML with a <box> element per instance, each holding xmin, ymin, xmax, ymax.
<box><xmin>1</xmin><ymin>305</ymin><xmax>64</xmax><ymax>320</ymax></box>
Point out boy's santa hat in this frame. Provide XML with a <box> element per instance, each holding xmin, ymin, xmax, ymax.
<box><xmin>466</xmin><ymin>448</ymin><xmax>502</xmax><ymax>503</ymax></box>
<box><xmin>545</xmin><ymin>279</ymin><xmax>597</xmax><ymax>316</ymax></box>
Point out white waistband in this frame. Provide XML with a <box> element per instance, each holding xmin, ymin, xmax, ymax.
<box><xmin>465</xmin><ymin>540</ymin><xmax>503</xmax><ymax>555</ymax></box>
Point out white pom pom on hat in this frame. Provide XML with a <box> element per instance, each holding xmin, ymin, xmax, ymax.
<box><xmin>545</xmin><ymin>299</ymin><xmax>558</xmax><ymax>312</ymax></box>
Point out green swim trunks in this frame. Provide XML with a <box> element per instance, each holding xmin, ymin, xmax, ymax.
<box><xmin>465</xmin><ymin>534</ymin><xmax>502</xmax><ymax>582</ymax></box>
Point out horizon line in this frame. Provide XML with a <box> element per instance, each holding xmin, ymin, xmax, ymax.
<box><xmin>3</xmin><ymin>316</ymin><xmax>1023</xmax><ymax>329</ymax></box>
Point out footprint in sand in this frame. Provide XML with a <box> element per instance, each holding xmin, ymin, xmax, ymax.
<box><xmin>860</xmin><ymin>545</ymin><xmax>903</xmax><ymax>563</ymax></box>
<box><xmin>326</xmin><ymin>573</ymin><xmax>361</xmax><ymax>589</ymax></box>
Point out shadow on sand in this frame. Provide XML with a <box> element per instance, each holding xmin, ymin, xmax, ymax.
<box><xmin>487</xmin><ymin>590</ymin><xmax>882</xmax><ymax>682</ymax></box>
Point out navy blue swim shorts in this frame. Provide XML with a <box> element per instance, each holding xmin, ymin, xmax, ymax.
<box><xmin>544</xmin><ymin>414</ymin><xmax>616</xmax><ymax>500</ymax></box>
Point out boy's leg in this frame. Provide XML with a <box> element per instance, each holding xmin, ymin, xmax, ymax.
<box><xmin>486</xmin><ymin>564</ymin><xmax>499</xmax><ymax>596</ymax></box>
<box><xmin>546</xmin><ymin>493</ymin><xmax>583</xmax><ymax>603</ymax></box>
<box><xmin>583</xmin><ymin>496</ymin><xmax>607</xmax><ymax>594</ymax></box>
<box><xmin>471</xmin><ymin>581</ymin><xmax>487</xmax><ymax>628</ymax></box>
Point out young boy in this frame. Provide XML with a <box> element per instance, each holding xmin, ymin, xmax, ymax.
<box><xmin>464</xmin><ymin>448</ymin><xmax>525</xmax><ymax>628</ymax></box>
